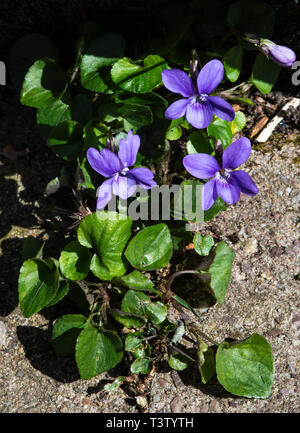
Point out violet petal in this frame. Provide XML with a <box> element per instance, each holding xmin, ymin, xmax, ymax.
<box><xmin>202</xmin><ymin>178</ymin><xmax>218</xmax><ymax>210</ymax></box>
<box><xmin>197</xmin><ymin>59</ymin><xmax>224</xmax><ymax>95</ymax></box>
<box><xmin>222</xmin><ymin>137</ymin><xmax>251</xmax><ymax>169</ymax></box>
<box><xmin>216</xmin><ymin>176</ymin><xmax>241</xmax><ymax>204</ymax></box>
<box><xmin>165</xmin><ymin>98</ymin><xmax>189</xmax><ymax>120</ymax></box>
<box><xmin>127</xmin><ymin>167</ymin><xmax>157</xmax><ymax>189</ymax></box>
<box><xmin>118</xmin><ymin>130</ymin><xmax>140</xmax><ymax>168</ymax></box>
<box><xmin>183</xmin><ymin>153</ymin><xmax>220</xmax><ymax>179</ymax></box>
<box><xmin>231</xmin><ymin>170</ymin><xmax>258</xmax><ymax>195</ymax></box>
<box><xmin>87</xmin><ymin>147</ymin><xmax>121</xmax><ymax>177</ymax></box>
<box><xmin>96</xmin><ymin>177</ymin><xmax>114</xmax><ymax>209</ymax></box>
<box><xmin>186</xmin><ymin>100</ymin><xmax>213</xmax><ymax>129</ymax></box>
<box><xmin>208</xmin><ymin>96</ymin><xmax>235</xmax><ymax>122</ymax></box>
<box><xmin>112</xmin><ymin>175</ymin><xmax>137</xmax><ymax>200</ymax></box>
<box><xmin>162</xmin><ymin>69</ymin><xmax>195</xmax><ymax>97</ymax></box>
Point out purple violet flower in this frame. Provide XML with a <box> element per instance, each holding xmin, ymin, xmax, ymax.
<box><xmin>183</xmin><ymin>137</ymin><xmax>258</xmax><ymax>210</ymax></box>
<box><xmin>162</xmin><ymin>59</ymin><xmax>235</xmax><ymax>129</ymax></box>
<box><xmin>87</xmin><ymin>130</ymin><xmax>157</xmax><ymax>209</ymax></box>
<box><xmin>259</xmin><ymin>39</ymin><xmax>296</xmax><ymax>68</ymax></box>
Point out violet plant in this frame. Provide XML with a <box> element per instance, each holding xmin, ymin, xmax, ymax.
<box><xmin>12</xmin><ymin>0</ymin><xmax>297</xmax><ymax>402</ymax></box>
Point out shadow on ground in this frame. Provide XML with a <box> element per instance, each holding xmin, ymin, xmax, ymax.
<box><xmin>0</xmin><ymin>86</ymin><xmax>78</xmax><ymax>316</ymax></box>
<box><xmin>17</xmin><ymin>325</ymin><xmax>80</xmax><ymax>383</ymax></box>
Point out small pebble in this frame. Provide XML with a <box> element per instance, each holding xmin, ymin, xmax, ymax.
<box><xmin>242</xmin><ymin>239</ymin><xmax>258</xmax><ymax>255</ymax></box>
<box><xmin>170</xmin><ymin>396</ymin><xmax>184</xmax><ymax>413</ymax></box>
<box><xmin>0</xmin><ymin>322</ymin><xmax>7</xmax><ymax>347</ymax></box>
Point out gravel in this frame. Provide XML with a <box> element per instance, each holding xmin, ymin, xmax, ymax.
<box><xmin>0</xmin><ymin>137</ymin><xmax>299</xmax><ymax>413</ymax></box>
<box><xmin>0</xmin><ymin>53</ymin><xmax>300</xmax><ymax>413</ymax></box>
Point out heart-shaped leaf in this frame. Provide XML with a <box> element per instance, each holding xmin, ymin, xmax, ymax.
<box><xmin>130</xmin><ymin>357</ymin><xmax>153</xmax><ymax>374</ymax></box>
<box><xmin>21</xmin><ymin>58</ymin><xmax>66</xmax><ymax>108</ymax></box>
<box><xmin>207</xmin><ymin>117</ymin><xmax>232</xmax><ymax>149</ymax></box>
<box><xmin>18</xmin><ymin>258</ymin><xmax>60</xmax><ymax>317</ymax></box>
<box><xmin>37</xmin><ymin>97</ymin><xmax>71</xmax><ymax>139</ymax></box>
<box><xmin>251</xmin><ymin>53</ymin><xmax>281</xmax><ymax>94</ymax></box>
<box><xmin>80</xmin><ymin>33</ymin><xmax>125</xmax><ymax>93</ymax></box>
<box><xmin>206</xmin><ymin>241</ymin><xmax>235</xmax><ymax>304</ymax></box>
<box><xmin>216</xmin><ymin>334</ymin><xmax>274</xmax><ymax>398</ymax></box>
<box><xmin>116</xmin><ymin>270</ymin><xmax>162</xmax><ymax>297</ymax></box>
<box><xmin>76</xmin><ymin>324</ymin><xmax>123</xmax><ymax>379</ymax></box>
<box><xmin>111</xmin><ymin>55</ymin><xmax>167</xmax><ymax>93</ymax></box>
<box><xmin>223</xmin><ymin>45</ymin><xmax>243</xmax><ymax>82</ymax></box>
<box><xmin>125</xmin><ymin>224</ymin><xmax>173</xmax><ymax>271</ymax></box>
<box><xmin>77</xmin><ymin>212</ymin><xmax>132</xmax><ymax>281</ymax></box>
<box><xmin>193</xmin><ymin>233</ymin><xmax>214</xmax><ymax>256</ymax></box>
<box><xmin>59</xmin><ymin>241</ymin><xmax>92</xmax><ymax>281</ymax></box>
<box><xmin>47</xmin><ymin>120</ymin><xmax>83</xmax><ymax>160</ymax></box>
<box><xmin>52</xmin><ymin>314</ymin><xmax>87</xmax><ymax>357</ymax></box>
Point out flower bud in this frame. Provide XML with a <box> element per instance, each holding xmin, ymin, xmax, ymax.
<box><xmin>259</xmin><ymin>39</ymin><xmax>296</xmax><ymax>67</ymax></box>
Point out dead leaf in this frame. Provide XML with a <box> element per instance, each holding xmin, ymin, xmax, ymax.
<box><xmin>2</xmin><ymin>145</ymin><xmax>29</xmax><ymax>160</ymax></box>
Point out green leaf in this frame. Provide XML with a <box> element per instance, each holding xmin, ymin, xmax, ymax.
<box><xmin>118</xmin><ymin>103</ymin><xmax>153</xmax><ymax>132</ymax></box>
<box><xmin>111</xmin><ymin>55</ymin><xmax>167</xmax><ymax>93</ymax></box>
<box><xmin>37</xmin><ymin>97</ymin><xmax>71</xmax><ymax>139</ymax></box>
<box><xmin>20</xmin><ymin>58</ymin><xmax>66</xmax><ymax>108</ymax></box>
<box><xmin>204</xmin><ymin>196</ymin><xmax>226</xmax><ymax>221</ymax></box>
<box><xmin>171</xmin><ymin>320</ymin><xmax>185</xmax><ymax>344</ymax></box>
<box><xmin>80</xmin><ymin>33</ymin><xmax>125</xmax><ymax>93</ymax></box>
<box><xmin>18</xmin><ymin>258</ymin><xmax>60</xmax><ymax>317</ymax></box>
<box><xmin>229</xmin><ymin>110</ymin><xmax>246</xmax><ymax>134</ymax></box>
<box><xmin>47</xmin><ymin>120</ymin><xmax>83</xmax><ymax>160</ymax></box>
<box><xmin>116</xmin><ymin>270</ymin><xmax>162</xmax><ymax>297</ymax></box>
<box><xmin>8</xmin><ymin>33</ymin><xmax>58</xmax><ymax>91</ymax></box>
<box><xmin>43</xmin><ymin>177</ymin><xmax>61</xmax><ymax>198</ymax></box>
<box><xmin>77</xmin><ymin>212</ymin><xmax>132</xmax><ymax>281</ymax></box>
<box><xmin>46</xmin><ymin>281</ymin><xmax>69</xmax><ymax>307</ymax></box>
<box><xmin>149</xmin><ymin>2</ymin><xmax>198</xmax><ymax>55</ymax></box>
<box><xmin>251</xmin><ymin>53</ymin><xmax>281</xmax><ymax>94</ymax></box>
<box><xmin>115</xmin><ymin>92</ymin><xmax>168</xmax><ymax>119</ymax></box>
<box><xmin>22</xmin><ymin>236</ymin><xmax>44</xmax><ymax>261</ymax></box>
<box><xmin>133</xmin><ymin>343</ymin><xmax>151</xmax><ymax>360</ymax></box>
<box><xmin>145</xmin><ymin>302</ymin><xmax>168</xmax><ymax>325</ymax></box>
<box><xmin>104</xmin><ymin>377</ymin><xmax>126</xmax><ymax>392</ymax></box>
<box><xmin>168</xmin><ymin>352</ymin><xmax>190</xmax><ymax>371</ymax></box>
<box><xmin>75</xmin><ymin>324</ymin><xmax>123</xmax><ymax>379</ymax></box>
<box><xmin>125</xmin><ymin>335</ymin><xmax>144</xmax><ymax>352</ymax></box>
<box><xmin>223</xmin><ymin>45</ymin><xmax>243</xmax><ymax>82</ymax></box>
<box><xmin>110</xmin><ymin>309</ymin><xmax>145</xmax><ymax>329</ymax></box>
<box><xmin>52</xmin><ymin>314</ymin><xmax>87</xmax><ymax>357</ymax></box>
<box><xmin>83</xmin><ymin>121</ymin><xmax>108</xmax><ymax>150</ymax></box>
<box><xmin>229</xmin><ymin>96</ymin><xmax>255</xmax><ymax>106</ymax></box>
<box><xmin>197</xmin><ymin>341</ymin><xmax>216</xmax><ymax>384</ymax></box>
<box><xmin>193</xmin><ymin>234</ymin><xmax>214</xmax><ymax>256</ymax></box>
<box><xmin>59</xmin><ymin>241</ymin><xmax>92</xmax><ymax>281</ymax></box>
<box><xmin>70</xmin><ymin>94</ymin><xmax>93</xmax><ymax>125</ymax></box>
<box><xmin>216</xmin><ymin>334</ymin><xmax>274</xmax><ymax>398</ymax></box>
<box><xmin>207</xmin><ymin>117</ymin><xmax>232</xmax><ymax>149</ymax></box>
<box><xmin>125</xmin><ymin>223</ymin><xmax>173</xmax><ymax>271</ymax></box>
<box><xmin>227</xmin><ymin>0</ymin><xmax>275</xmax><ymax>39</ymax></box>
<box><xmin>67</xmin><ymin>281</ymin><xmax>91</xmax><ymax>316</ymax></box>
<box><xmin>166</xmin><ymin>121</ymin><xmax>182</xmax><ymax>141</ymax></box>
<box><xmin>121</xmin><ymin>290</ymin><xmax>151</xmax><ymax>318</ymax></box>
<box><xmin>186</xmin><ymin>131</ymin><xmax>213</xmax><ymax>154</ymax></box>
<box><xmin>206</xmin><ymin>242</ymin><xmax>235</xmax><ymax>304</ymax></box>
<box><xmin>173</xmin><ymin>179</ymin><xmax>226</xmax><ymax>222</ymax></box>
<box><xmin>173</xmin><ymin>179</ymin><xmax>203</xmax><ymax>222</ymax></box>
<box><xmin>130</xmin><ymin>357</ymin><xmax>153</xmax><ymax>375</ymax></box>
<box><xmin>173</xmin><ymin>294</ymin><xmax>201</xmax><ymax>321</ymax></box>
